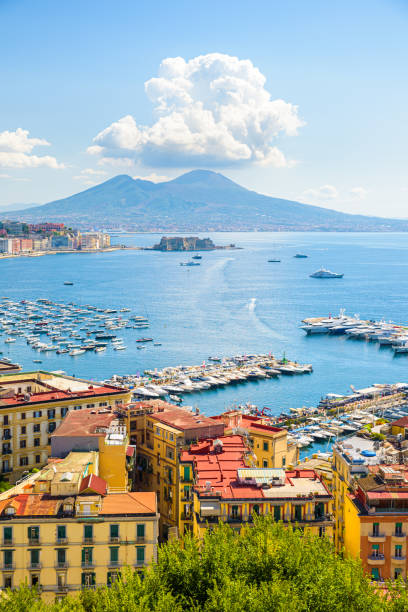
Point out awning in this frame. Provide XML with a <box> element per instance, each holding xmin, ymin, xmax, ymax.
<box><xmin>126</xmin><ymin>445</ymin><xmax>135</xmax><ymax>457</ymax></box>
<box><xmin>200</xmin><ymin>501</ymin><xmax>221</xmax><ymax>517</ymax></box>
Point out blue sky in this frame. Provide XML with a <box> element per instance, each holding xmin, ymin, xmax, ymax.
<box><xmin>0</xmin><ymin>0</ymin><xmax>407</xmax><ymax>217</ymax></box>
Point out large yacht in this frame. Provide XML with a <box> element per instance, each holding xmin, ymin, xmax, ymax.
<box><xmin>310</xmin><ymin>268</ymin><xmax>344</xmax><ymax>279</ymax></box>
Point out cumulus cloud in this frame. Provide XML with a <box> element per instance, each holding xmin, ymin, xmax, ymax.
<box><xmin>349</xmin><ymin>187</ymin><xmax>368</xmax><ymax>200</ymax></box>
<box><xmin>133</xmin><ymin>172</ymin><xmax>170</xmax><ymax>183</ymax></box>
<box><xmin>302</xmin><ymin>185</ymin><xmax>339</xmax><ymax>201</ymax></box>
<box><xmin>88</xmin><ymin>53</ymin><xmax>304</xmax><ymax>168</ymax></box>
<box><xmin>0</xmin><ymin>128</ymin><xmax>64</xmax><ymax>169</ymax></box>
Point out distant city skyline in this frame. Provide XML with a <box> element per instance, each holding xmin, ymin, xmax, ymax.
<box><xmin>1</xmin><ymin>0</ymin><xmax>407</xmax><ymax>218</ymax></box>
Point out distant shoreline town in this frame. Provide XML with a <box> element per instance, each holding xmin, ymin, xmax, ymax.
<box><xmin>0</xmin><ymin>220</ymin><xmax>128</xmax><ymax>259</ymax></box>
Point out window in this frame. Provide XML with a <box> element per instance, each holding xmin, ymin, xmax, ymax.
<box><xmin>48</xmin><ymin>422</ymin><xmax>56</xmax><ymax>433</ymax></box>
<box><xmin>107</xmin><ymin>571</ymin><xmax>119</xmax><ymax>586</ymax></box>
<box><xmin>47</xmin><ymin>409</ymin><xmax>56</xmax><ymax>419</ymax></box>
<box><xmin>33</xmin><ymin>423</ymin><xmax>40</xmax><ymax>433</ymax></box>
<box><xmin>2</xmin><ymin>459</ymin><xmax>10</xmax><ymax>473</ymax></box>
<box><xmin>231</xmin><ymin>505</ymin><xmax>239</xmax><ymax>520</ymax></box>
<box><xmin>319</xmin><ymin>526</ymin><xmax>326</xmax><ymax>537</ymax></box>
<box><xmin>3</xmin><ymin>550</ymin><xmax>13</xmax><ymax>569</ymax></box>
<box><xmin>166</xmin><ymin>446</ymin><xmax>174</xmax><ymax>460</ymax></box>
<box><xmin>86</xmin><ymin>404</ymin><xmax>95</xmax><ymax>409</ymax></box>
<box><xmin>35</xmin><ymin>454</ymin><xmax>41</xmax><ymax>464</ymax></box>
<box><xmin>81</xmin><ymin>572</ymin><xmax>95</xmax><ymax>587</ymax></box>
<box><xmin>156</xmin><ymin>426</ymin><xmax>161</xmax><ymax>436</ymax></box>
<box><xmin>253</xmin><ymin>504</ymin><xmax>260</xmax><ymax>515</ymax></box>
<box><xmin>110</xmin><ymin>524</ymin><xmax>119</xmax><ymax>542</ymax></box>
<box><xmin>263</xmin><ymin>459</ymin><xmax>268</xmax><ymax>468</ymax></box>
<box><xmin>81</xmin><ymin>547</ymin><xmax>93</xmax><ymax>566</ymax></box>
<box><xmin>273</xmin><ymin>506</ymin><xmax>281</xmax><ymax>521</ymax></box>
<box><xmin>371</xmin><ymin>544</ymin><xmax>380</xmax><ymax>558</ymax></box>
<box><xmin>167</xmin><ymin>467</ymin><xmax>173</xmax><ymax>484</ymax></box>
<box><xmin>109</xmin><ymin>547</ymin><xmax>119</xmax><ymax>565</ymax></box>
<box><xmin>56</xmin><ymin>549</ymin><xmax>66</xmax><ymax>567</ymax></box>
<box><xmin>21</xmin><ymin>426</ymin><xmax>26</xmax><ymax>435</ymax></box>
<box><xmin>263</xmin><ymin>441</ymin><xmax>269</xmax><ymax>452</ymax></box>
<box><xmin>282</xmin><ymin>456</ymin><xmax>286</xmax><ymax>467</ymax></box>
<box><xmin>57</xmin><ymin>525</ymin><xmax>66</xmax><ymax>542</ymax></box>
<box><xmin>28</xmin><ymin>526</ymin><xmax>40</xmax><ymax>543</ymax></box>
<box><xmin>395</xmin><ymin>568</ymin><xmax>403</xmax><ymax>580</ymax></box>
<box><xmin>74</xmin><ymin>405</ymin><xmax>82</xmax><ymax>411</ymax></box>
<box><xmin>395</xmin><ymin>522</ymin><xmax>403</xmax><ymax>536</ymax></box>
<box><xmin>61</xmin><ymin>407</ymin><xmax>68</xmax><ymax>418</ymax></box>
<box><xmin>21</xmin><ymin>413</ymin><xmax>26</xmax><ymax>420</ymax></box>
<box><xmin>3</xmin><ymin>527</ymin><xmax>12</xmax><ymax>545</ymax></box>
<box><xmin>3</xmin><ymin>429</ymin><xmax>11</xmax><ymax>440</ymax></box>
<box><xmin>84</xmin><ymin>525</ymin><xmax>93</xmax><ymax>542</ymax></box>
<box><xmin>315</xmin><ymin>502</ymin><xmax>325</xmax><ymax>519</ymax></box>
<box><xmin>169</xmin><ymin>433</ymin><xmax>174</xmax><ymax>441</ymax></box>
<box><xmin>20</xmin><ymin>456</ymin><xmax>28</xmax><ymax>466</ymax></box>
<box><xmin>371</xmin><ymin>568</ymin><xmax>379</xmax><ymax>581</ymax></box>
<box><xmin>34</xmin><ymin>438</ymin><xmax>40</xmax><ymax>447</ymax></box>
<box><xmin>20</xmin><ymin>440</ymin><xmax>26</xmax><ymax>449</ymax></box>
<box><xmin>395</xmin><ymin>545</ymin><xmax>402</xmax><ymax>558</ymax></box>
<box><xmin>3</xmin><ymin>575</ymin><xmax>12</xmax><ymax>589</ymax></box>
<box><xmin>372</xmin><ymin>523</ymin><xmax>380</xmax><ymax>537</ymax></box>
<box><xmin>30</xmin><ymin>549</ymin><xmax>40</xmax><ymax>568</ymax></box>
<box><xmin>99</xmin><ymin>402</ymin><xmax>107</xmax><ymax>407</ymax></box>
<box><xmin>31</xmin><ymin>575</ymin><xmax>39</xmax><ymax>587</ymax></box>
<box><xmin>33</xmin><ymin>410</ymin><xmax>42</xmax><ymax>418</ymax></box>
<box><xmin>183</xmin><ymin>466</ymin><xmax>191</xmax><ymax>482</ymax></box>
<box><xmin>2</xmin><ymin>444</ymin><xmax>11</xmax><ymax>455</ymax></box>
<box><xmin>294</xmin><ymin>505</ymin><xmax>302</xmax><ymax>521</ymax></box>
<box><xmin>3</xmin><ymin>416</ymin><xmax>8</xmax><ymax>426</ymax></box>
<box><xmin>136</xmin><ymin>546</ymin><xmax>145</xmax><ymax>565</ymax></box>
<box><xmin>137</xmin><ymin>524</ymin><xmax>145</xmax><ymax>540</ymax></box>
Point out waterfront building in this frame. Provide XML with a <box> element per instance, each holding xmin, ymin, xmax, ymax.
<box><xmin>119</xmin><ymin>400</ymin><xmax>224</xmax><ymax>538</ymax></box>
<box><xmin>210</xmin><ymin>410</ymin><xmax>298</xmax><ymax>468</ymax></box>
<box><xmin>344</xmin><ymin>465</ymin><xmax>408</xmax><ymax>581</ymax></box>
<box><xmin>390</xmin><ymin>416</ymin><xmax>408</xmax><ymax>439</ymax></box>
<box><xmin>19</xmin><ymin>238</ymin><xmax>33</xmax><ymax>253</ymax></box>
<box><xmin>0</xmin><ymin>359</ymin><xmax>21</xmax><ymax>375</ymax></box>
<box><xmin>0</xmin><ymin>371</ymin><xmax>131</xmax><ymax>483</ymax></box>
<box><xmin>0</xmin><ymin>452</ymin><xmax>158</xmax><ymax>602</ymax></box>
<box><xmin>332</xmin><ymin>436</ymin><xmax>382</xmax><ymax>551</ymax></box>
<box><xmin>179</xmin><ymin>435</ymin><xmax>334</xmax><ymax>539</ymax></box>
<box><xmin>51</xmin><ymin>235</ymin><xmax>74</xmax><ymax>249</ymax></box>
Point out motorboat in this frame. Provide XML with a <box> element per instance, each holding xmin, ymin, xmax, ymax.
<box><xmin>310</xmin><ymin>268</ymin><xmax>344</xmax><ymax>279</ymax></box>
<box><xmin>294</xmin><ymin>254</ymin><xmax>308</xmax><ymax>258</ymax></box>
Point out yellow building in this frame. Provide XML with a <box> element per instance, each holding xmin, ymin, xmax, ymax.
<box><xmin>390</xmin><ymin>416</ymin><xmax>408</xmax><ymax>438</ymax></box>
<box><xmin>0</xmin><ymin>371</ymin><xmax>131</xmax><ymax>483</ymax></box>
<box><xmin>119</xmin><ymin>401</ymin><xmax>225</xmax><ymax>539</ymax></box>
<box><xmin>179</xmin><ymin>435</ymin><xmax>334</xmax><ymax>539</ymax></box>
<box><xmin>210</xmin><ymin>411</ymin><xmax>298</xmax><ymax>468</ymax></box>
<box><xmin>0</xmin><ymin>452</ymin><xmax>158</xmax><ymax>602</ymax></box>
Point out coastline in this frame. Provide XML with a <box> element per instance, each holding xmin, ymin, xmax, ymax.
<box><xmin>0</xmin><ymin>246</ymin><xmax>138</xmax><ymax>260</ymax></box>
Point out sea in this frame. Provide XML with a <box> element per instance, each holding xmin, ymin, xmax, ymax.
<box><xmin>1</xmin><ymin>231</ymin><xmax>408</xmax><ymax>452</ymax></box>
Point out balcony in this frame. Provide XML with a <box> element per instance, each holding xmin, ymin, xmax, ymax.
<box><xmin>55</xmin><ymin>562</ymin><xmax>69</xmax><ymax>569</ymax></box>
<box><xmin>108</xmin><ymin>560</ymin><xmax>121</xmax><ymax>568</ymax></box>
<box><xmin>392</xmin><ymin>555</ymin><xmax>406</xmax><ymax>564</ymax></box>
<box><xmin>368</xmin><ymin>534</ymin><xmax>386</xmax><ymax>543</ymax></box>
<box><xmin>0</xmin><ymin>563</ymin><xmax>15</xmax><ymax>570</ymax></box>
<box><xmin>28</xmin><ymin>538</ymin><xmax>41</xmax><ymax>546</ymax></box>
<box><xmin>367</xmin><ymin>554</ymin><xmax>385</xmax><ymax>565</ymax></box>
<box><xmin>2</xmin><ymin>539</ymin><xmax>13</xmax><ymax>546</ymax></box>
<box><xmin>109</xmin><ymin>537</ymin><xmax>120</xmax><ymax>543</ymax></box>
<box><xmin>29</xmin><ymin>562</ymin><xmax>42</xmax><ymax>570</ymax></box>
<box><xmin>83</xmin><ymin>538</ymin><xmax>94</xmax><ymax>544</ymax></box>
<box><xmin>134</xmin><ymin>560</ymin><xmax>145</xmax><ymax>567</ymax></box>
<box><xmin>81</xmin><ymin>561</ymin><xmax>95</xmax><ymax>568</ymax></box>
<box><xmin>392</xmin><ymin>532</ymin><xmax>406</xmax><ymax>539</ymax></box>
<box><xmin>56</xmin><ymin>538</ymin><xmax>68</xmax><ymax>545</ymax></box>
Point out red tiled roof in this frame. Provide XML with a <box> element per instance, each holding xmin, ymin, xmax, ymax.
<box><xmin>391</xmin><ymin>416</ymin><xmax>408</xmax><ymax>427</ymax></box>
<box><xmin>0</xmin><ymin>384</ymin><xmax>128</xmax><ymax>408</ymax></box>
<box><xmin>100</xmin><ymin>492</ymin><xmax>156</xmax><ymax>515</ymax></box>
<box><xmin>0</xmin><ymin>494</ymin><xmax>60</xmax><ymax>516</ymax></box>
<box><xmin>211</xmin><ymin>412</ymin><xmax>284</xmax><ymax>435</ymax></box>
<box><xmin>51</xmin><ymin>408</ymin><xmax>116</xmax><ymax>437</ymax></box>
<box><xmin>79</xmin><ymin>474</ymin><xmax>107</xmax><ymax>496</ymax></box>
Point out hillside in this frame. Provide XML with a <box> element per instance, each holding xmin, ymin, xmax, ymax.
<box><xmin>3</xmin><ymin>170</ymin><xmax>407</xmax><ymax>231</ymax></box>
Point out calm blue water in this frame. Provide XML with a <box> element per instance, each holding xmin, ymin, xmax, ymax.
<box><xmin>1</xmin><ymin>232</ymin><xmax>408</xmax><ymax>423</ymax></box>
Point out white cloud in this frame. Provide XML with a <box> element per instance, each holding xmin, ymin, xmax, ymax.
<box><xmin>0</xmin><ymin>128</ymin><xmax>64</xmax><ymax>169</ymax></box>
<box><xmin>133</xmin><ymin>172</ymin><xmax>170</xmax><ymax>183</ymax></box>
<box><xmin>302</xmin><ymin>185</ymin><xmax>339</xmax><ymax>201</ymax></box>
<box><xmin>88</xmin><ymin>53</ymin><xmax>304</xmax><ymax>168</ymax></box>
<box><xmin>349</xmin><ymin>187</ymin><xmax>368</xmax><ymax>200</ymax></box>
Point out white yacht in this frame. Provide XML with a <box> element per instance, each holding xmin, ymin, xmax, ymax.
<box><xmin>310</xmin><ymin>268</ymin><xmax>344</xmax><ymax>279</ymax></box>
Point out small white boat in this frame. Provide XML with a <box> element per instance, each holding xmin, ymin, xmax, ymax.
<box><xmin>310</xmin><ymin>268</ymin><xmax>344</xmax><ymax>279</ymax></box>
<box><xmin>69</xmin><ymin>349</ymin><xmax>85</xmax><ymax>356</ymax></box>
<box><xmin>95</xmin><ymin>346</ymin><xmax>106</xmax><ymax>352</ymax></box>
<box><xmin>4</xmin><ymin>338</ymin><xmax>16</xmax><ymax>343</ymax></box>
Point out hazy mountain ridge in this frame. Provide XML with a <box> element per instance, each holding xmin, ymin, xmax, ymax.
<box><xmin>2</xmin><ymin>170</ymin><xmax>406</xmax><ymax>231</ymax></box>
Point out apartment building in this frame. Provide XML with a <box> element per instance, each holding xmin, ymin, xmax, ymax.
<box><xmin>210</xmin><ymin>410</ymin><xmax>298</xmax><ymax>468</ymax></box>
<box><xmin>0</xmin><ymin>452</ymin><xmax>158</xmax><ymax>602</ymax></box>
<box><xmin>344</xmin><ymin>465</ymin><xmax>408</xmax><ymax>581</ymax></box>
<box><xmin>119</xmin><ymin>400</ymin><xmax>224</xmax><ymax>538</ymax></box>
<box><xmin>179</xmin><ymin>435</ymin><xmax>333</xmax><ymax>539</ymax></box>
<box><xmin>0</xmin><ymin>371</ymin><xmax>131</xmax><ymax>483</ymax></box>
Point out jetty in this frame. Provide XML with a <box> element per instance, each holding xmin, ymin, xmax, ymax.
<box><xmin>104</xmin><ymin>353</ymin><xmax>313</xmax><ymax>400</ymax></box>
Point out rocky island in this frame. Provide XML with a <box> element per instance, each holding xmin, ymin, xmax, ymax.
<box><xmin>151</xmin><ymin>236</ymin><xmax>236</xmax><ymax>251</ymax></box>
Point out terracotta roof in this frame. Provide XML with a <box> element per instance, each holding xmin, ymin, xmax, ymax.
<box><xmin>152</xmin><ymin>407</ymin><xmax>224</xmax><ymax>433</ymax></box>
<box><xmin>52</xmin><ymin>408</ymin><xmax>117</xmax><ymax>437</ymax></box>
<box><xmin>0</xmin><ymin>494</ymin><xmax>60</xmax><ymax>516</ymax></box>
<box><xmin>211</xmin><ymin>412</ymin><xmax>284</xmax><ymax>435</ymax></box>
<box><xmin>101</xmin><ymin>492</ymin><xmax>156</xmax><ymax>515</ymax></box>
<box><xmin>0</xmin><ymin>383</ymin><xmax>127</xmax><ymax>408</ymax></box>
<box><xmin>79</xmin><ymin>474</ymin><xmax>107</xmax><ymax>496</ymax></box>
<box><xmin>391</xmin><ymin>416</ymin><xmax>408</xmax><ymax>427</ymax></box>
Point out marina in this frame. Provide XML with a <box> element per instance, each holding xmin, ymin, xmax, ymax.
<box><xmin>104</xmin><ymin>353</ymin><xmax>313</xmax><ymax>400</ymax></box>
<box><xmin>301</xmin><ymin>311</ymin><xmax>408</xmax><ymax>354</ymax></box>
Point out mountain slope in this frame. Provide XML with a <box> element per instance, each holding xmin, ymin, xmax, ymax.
<box><xmin>3</xmin><ymin>170</ymin><xmax>406</xmax><ymax>231</ymax></box>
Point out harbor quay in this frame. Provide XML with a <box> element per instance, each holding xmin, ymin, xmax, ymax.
<box><xmin>1</xmin><ymin>363</ymin><xmax>408</xmax><ymax>598</ymax></box>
